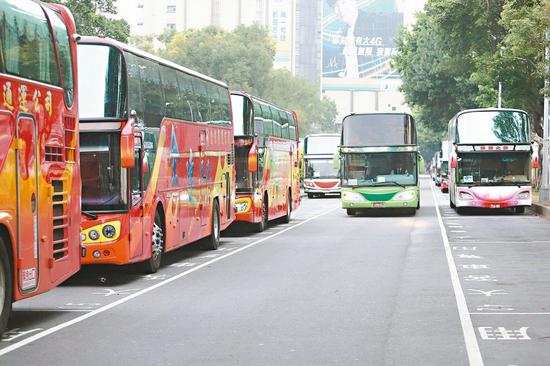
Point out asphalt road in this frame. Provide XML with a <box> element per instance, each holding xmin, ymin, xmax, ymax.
<box><xmin>1</xmin><ymin>176</ymin><xmax>549</xmax><ymax>365</ymax></box>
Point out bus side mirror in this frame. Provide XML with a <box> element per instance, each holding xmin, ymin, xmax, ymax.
<box><xmin>121</xmin><ymin>118</ymin><xmax>135</xmax><ymax>168</ymax></box>
<box><xmin>450</xmin><ymin>157</ymin><xmax>457</xmax><ymax>169</ymax></box>
<box><xmin>248</xmin><ymin>144</ymin><xmax>258</xmax><ymax>173</ymax></box>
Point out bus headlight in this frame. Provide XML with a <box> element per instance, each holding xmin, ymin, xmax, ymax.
<box><xmin>342</xmin><ymin>191</ymin><xmax>364</xmax><ymax>202</ymax></box>
<box><xmin>89</xmin><ymin>230</ymin><xmax>100</xmax><ymax>241</ymax></box>
<box><xmin>102</xmin><ymin>225</ymin><xmax>116</xmax><ymax>239</ymax></box>
<box><xmin>393</xmin><ymin>191</ymin><xmax>415</xmax><ymax>201</ymax></box>
<box><xmin>518</xmin><ymin>192</ymin><xmax>530</xmax><ymax>200</ymax></box>
<box><xmin>235</xmin><ymin>201</ymin><xmax>249</xmax><ymax>213</ymax></box>
<box><xmin>80</xmin><ymin>233</ymin><xmax>87</xmax><ymax>242</ymax></box>
<box><xmin>459</xmin><ymin>192</ymin><xmax>474</xmax><ymax>200</ymax></box>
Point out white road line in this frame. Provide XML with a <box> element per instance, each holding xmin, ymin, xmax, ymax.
<box><xmin>470</xmin><ymin>313</ymin><xmax>550</xmax><ymax>315</ymax></box>
<box><xmin>0</xmin><ymin>207</ymin><xmax>337</xmax><ymax>357</ymax></box>
<box><xmin>13</xmin><ymin>309</ymin><xmax>93</xmax><ymax>313</ymax></box>
<box><xmin>431</xmin><ymin>185</ymin><xmax>484</xmax><ymax>366</ymax></box>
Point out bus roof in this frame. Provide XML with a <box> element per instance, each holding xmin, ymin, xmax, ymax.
<box><xmin>78</xmin><ymin>36</ymin><xmax>228</xmax><ymax>89</ymax></box>
<box><xmin>230</xmin><ymin>90</ymin><xmax>296</xmax><ymax>115</ymax></box>
<box><xmin>450</xmin><ymin>108</ymin><xmax>528</xmax><ymax>121</ymax></box>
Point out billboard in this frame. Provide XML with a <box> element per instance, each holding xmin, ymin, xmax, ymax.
<box><xmin>322</xmin><ymin>0</ymin><xmax>404</xmax><ymax>92</ymax></box>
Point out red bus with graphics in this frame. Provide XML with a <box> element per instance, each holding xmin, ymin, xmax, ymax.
<box><xmin>0</xmin><ymin>0</ymin><xmax>81</xmax><ymax>332</ymax></box>
<box><xmin>303</xmin><ymin>133</ymin><xmax>340</xmax><ymax>198</ymax></box>
<box><xmin>78</xmin><ymin>37</ymin><xmax>235</xmax><ymax>273</ymax></box>
<box><xmin>231</xmin><ymin>92</ymin><xmax>300</xmax><ymax>231</ymax></box>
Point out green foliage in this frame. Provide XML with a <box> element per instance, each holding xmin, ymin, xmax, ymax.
<box><xmin>394</xmin><ymin>0</ymin><xmax>550</xmax><ymax>149</ymax></box>
<box><xmin>160</xmin><ymin>25</ymin><xmax>337</xmax><ymax>135</ymax></box>
<box><xmin>45</xmin><ymin>0</ymin><xmax>130</xmax><ymax>42</ymax></box>
<box><xmin>262</xmin><ymin>69</ymin><xmax>338</xmax><ymax>136</ymax></box>
<box><xmin>161</xmin><ymin>25</ymin><xmax>275</xmax><ymax>96</ymax></box>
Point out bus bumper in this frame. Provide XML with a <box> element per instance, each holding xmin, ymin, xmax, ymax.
<box><xmin>455</xmin><ymin>186</ymin><xmax>532</xmax><ymax>208</ymax></box>
<box><xmin>235</xmin><ymin>195</ymin><xmax>259</xmax><ymax>223</ymax></box>
<box><xmin>341</xmin><ymin>187</ymin><xmax>419</xmax><ymax>209</ymax></box>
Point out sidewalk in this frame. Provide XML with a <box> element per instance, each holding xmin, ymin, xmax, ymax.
<box><xmin>529</xmin><ymin>191</ymin><xmax>550</xmax><ymax>219</ymax></box>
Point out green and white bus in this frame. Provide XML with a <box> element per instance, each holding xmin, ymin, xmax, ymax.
<box><xmin>338</xmin><ymin>113</ymin><xmax>420</xmax><ymax>215</ymax></box>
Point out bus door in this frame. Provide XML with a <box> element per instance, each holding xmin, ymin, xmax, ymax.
<box><xmin>129</xmin><ymin>134</ymin><xmax>144</xmax><ymax>259</ymax></box>
<box><xmin>16</xmin><ymin>115</ymin><xmax>39</xmax><ymax>293</ymax></box>
<box><xmin>199</xmin><ymin>130</ymin><xmax>208</xmax><ymax>227</ymax></box>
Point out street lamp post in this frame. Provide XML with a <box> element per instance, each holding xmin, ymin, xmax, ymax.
<box><xmin>540</xmin><ymin>32</ymin><xmax>550</xmax><ymax>201</ymax></box>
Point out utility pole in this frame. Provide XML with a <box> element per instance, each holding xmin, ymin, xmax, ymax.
<box><xmin>540</xmin><ymin>32</ymin><xmax>550</xmax><ymax>201</ymax></box>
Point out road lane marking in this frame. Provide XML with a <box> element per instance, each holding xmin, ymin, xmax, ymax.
<box><xmin>470</xmin><ymin>313</ymin><xmax>550</xmax><ymax>315</ymax></box>
<box><xmin>431</xmin><ymin>185</ymin><xmax>484</xmax><ymax>366</ymax></box>
<box><xmin>0</xmin><ymin>207</ymin><xmax>337</xmax><ymax>357</ymax></box>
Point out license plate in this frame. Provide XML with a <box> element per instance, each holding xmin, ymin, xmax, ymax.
<box><xmin>490</xmin><ymin>204</ymin><xmax>500</xmax><ymax>208</ymax></box>
<box><xmin>373</xmin><ymin>202</ymin><xmax>384</xmax><ymax>208</ymax></box>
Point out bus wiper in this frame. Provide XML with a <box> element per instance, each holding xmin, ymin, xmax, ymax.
<box><xmin>371</xmin><ymin>181</ymin><xmax>405</xmax><ymax>189</ymax></box>
<box><xmin>82</xmin><ymin>211</ymin><xmax>97</xmax><ymax>220</ymax></box>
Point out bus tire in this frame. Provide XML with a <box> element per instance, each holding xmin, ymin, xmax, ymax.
<box><xmin>416</xmin><ymin>200</ymin><xmax>420</xmax><ymax>209</ymax></box>
<box><xmin>202</xmin><ymin>200</ymin><xmax>220</xmax><ymax>250</ymax></box>
<box><xmin>140</xmin><ymin>210</ymin><xmax>164</xmax><ymax>274</ymax></box>
<box><xmin>0</xmin><ymin>236</ymin><xmax>13</xmax><ymax>334</ymax></box>
<box><xmin>282</xmin><ymin>190</ymin><xmax>292</xmax><ymax>223</ymax></box>
<box><xmin>450</xmin><ymin>198</ymin><xmax>456</xmax><ymax>209</ymax></box>
<box><xmin>346</xmin><ymin>209</ymin><xmax>356</xmax><ymax>216</ymax></box>
<box><xmin>255</xmin><ymin>196</ymin><xmax>269</xmax><ymax>232</ymax></box>
<box><xmin>307</xmin><ymin>193</ymin><xmax>313</xmax><ymax>199</ymax></box>
<box><xmin>514</xmin><ymin>206</ymin><xmax>525</xmax><ymax>214</ymax></box>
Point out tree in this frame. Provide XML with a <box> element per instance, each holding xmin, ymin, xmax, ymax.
<box><xmin>45</xmin><ymin>0</ymin><xmax>130</xmax><ymax>43</ymax></box>
<box><xmin>262</xmin><ymin>69</ymin><xmax>338</xmax><ymax>136</ymax></box>
<box><xmin>161</xmin><ymin>25</ymin><xmax>275</xmax><ymax>96</ymax></box>
<box><xmin>160</xmin><ymin>25</ymin><xmax>337</xmax><ymax>135</ymax></box>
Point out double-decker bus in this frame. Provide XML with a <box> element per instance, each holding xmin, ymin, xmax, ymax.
<box><xmin>0</xmin><ymin>0</ymin><xmax>81</xmax><ymax>332</ymax></box>
<box><xmin>78</xmin><ymin>37</ymin><xmax>235</xmax><ymax>273</ymax></box>
<box><xmin>338</xmin><ymin>113</ymin><xmax>420</xmax><ymax>215</ymax></box>
<box><xmin>303</xmin><ymin>133</ymin><xmax>340</xmax><ymax>198</ymax></box>
<box><xmin>448</xmin><ymin>108</ymin><xmax>533</xmax><ymax>214</ymax></box>
<box><xmin>231</xmin><ymin>92</ymin><xmax>300</xmax><ymax>232</ymax></box>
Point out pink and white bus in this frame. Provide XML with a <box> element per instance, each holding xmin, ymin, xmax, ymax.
<box><xmin>448</xmin><ymin>108</ymin><xmax>534</xmax><ymax>214</ymax></box>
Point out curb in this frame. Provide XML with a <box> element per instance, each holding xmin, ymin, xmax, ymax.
<box><xmin>529</xmin><ymin>202</ymin><xmax>550</xmax><ymax>220</ymax></box>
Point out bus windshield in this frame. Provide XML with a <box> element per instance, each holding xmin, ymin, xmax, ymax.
<box><xmin>456</xmin><ymin>111</ymin><xmax>530</xmax><ymax>144</ymax></box>
<box><xmin>305</xmin><ymin>158</ymin><xmax>338</xmax><ymax>179</ymax></box>
<box><xmin>78</xmin><ymin>44</ymin><xmax>126</xmax><ymax>119</ymax></box>
<box><xmin>342</xmin><ymin>114</ymin><xmax>416</xmax><ymax>146</ymax></box>
<box><xmin>458</xmin><ymin>152</ymin><xmax>530</xmax><ymax>185</ymax></box>
<box><xmin>305</xmin><ymin>135</ymin><xmax>339</xmax><ymax>154</ymax></box>
<box><xmin>342</xmin><ymin>152</ymin><xmax>417</xmax><ymax>187</ymax></box>
<box><xmin>80</xmin><ymin>132</ymin><xmax>128</xmax><ymax>211</ymax></box>
<box><xmin>231</xmin><ymin>94</ymin><xmax>252</xmax><ymax>136</ymax></box>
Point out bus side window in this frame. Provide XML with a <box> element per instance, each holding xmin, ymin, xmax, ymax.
<box><xmin>270</xmin><ymin>106</ymin><xmax>282</xmax><ymax>138</ymax></box>
<box><xmin>287</xmin><ymin>112</ymin><xmax>296</xmax><ymax>140</ymax></box>
<box><xmin>261</xmin><ymin>104</ymin><xmax>273</xmax><ymax>136</ymax></box>
<box><xmin>125</xmin><ymin>53</ymin><xmax>143</xmax><ymax>123</ymax></box>
<box><xmin>138</xmin><ymin>57</ymin><xmax>164</xmax><ymax>127</ymax></box>
<box><xmin>160</xmin><ymin>65</ymin><xmax>182</xmax><ymax>120</ymax></box>
<box><xmin>46</xmin><ymin>8</ymin><xmax>75</xmax><ymax>107</ymax></box>
<box><xmin>177</xmin><ymin>73</ymin><xmax>194</xmax><ymax>122</ymax></box>
<box><xmin>1</xmin><ymin>1</ymin><xmax>60</xmax><ymax>86</ymax></box>
<box><xmin>253</xmin><ymin>102</ymin><xmax>263</xmax><ymax>135</ymax></box>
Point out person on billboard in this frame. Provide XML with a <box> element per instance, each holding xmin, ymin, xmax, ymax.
<box><xmin>327</xmin><ymin>0</ymin><xmax>360</xmax><ymax>78</ymax></box>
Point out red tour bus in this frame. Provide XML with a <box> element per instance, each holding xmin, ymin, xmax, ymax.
<box><xmin>77</xmin><ymin>37</ymin><xmax>235</xmax><ymax>273</ymax></box>
<box><xmin>231</xmin><ymin>92</ymin><xmax>300</xmax><ymax>231</ymax></box>
<box><xmin>0</xmin><ymin>0</ymin><xmax>81</xmax><ymax>332</ymax></box>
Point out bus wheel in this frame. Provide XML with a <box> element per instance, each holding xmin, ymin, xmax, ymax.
<box><xmin>450</xmin><ymin>198</ymin><xmax>456</xmax><ymax>209</ymax></box>
<box><xmin>346</xmin><ymin>209</ymin><xmax>356</xmax><ymax>216</ymax></box>
<box><xmin>255</xmin><ymin>197</ymin><xmax>268</xmax><ymax>232</ymax></box>
<box><xmin>282</xmin><ymin>191</ymin><xmax>292</xmax><ymax>223</ymax></box>
<box><xmin>514</xmin><ymin>206</ymin><xmax>525</xmax><ymax>214</ymax></box>
<box><xmin>203</xmin><ymin>200</ymin><xmax>220</xmax><ymax>250</ymax></box>
<box><xmin>307</xmin><ymin>193</ymin><xmax>314</xmax><ymax>199</ymax></box>
<box><xmin>416</xmin><ymin>200</ymin><xmax>420</xmax><ymax>209</ymax></box>
<box><xmin>0</xmin><ymin>238</ymin><xmax>13</xmax><ymax>334</ymax></box>
<box><xmin>141</xmin><ymin>211</ymin><xmax>164</xmax><ymax>274</ymax></box>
